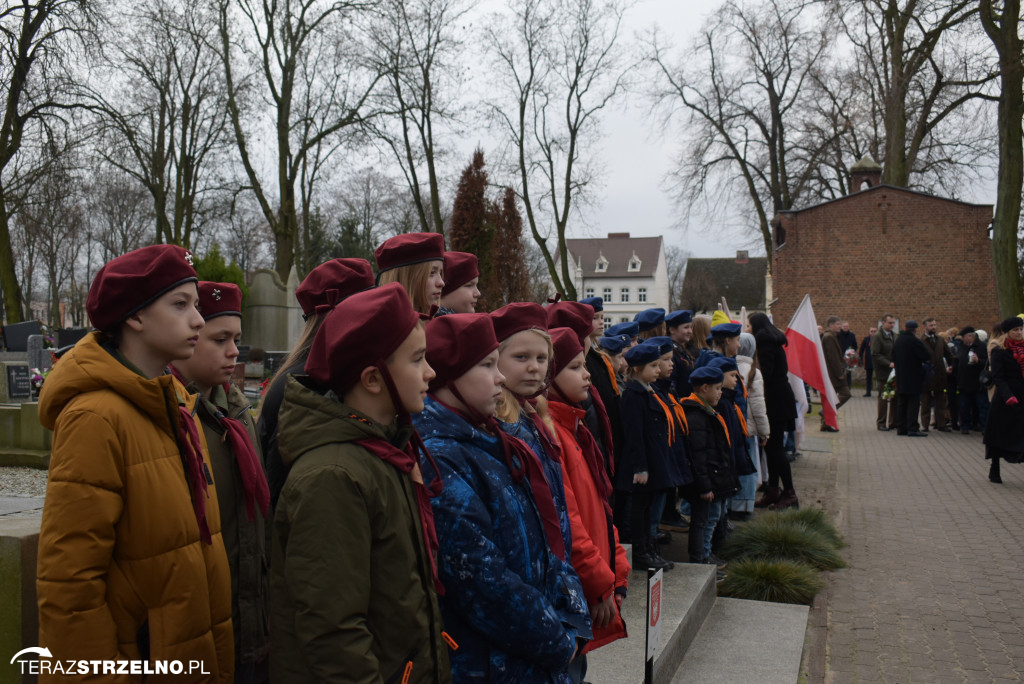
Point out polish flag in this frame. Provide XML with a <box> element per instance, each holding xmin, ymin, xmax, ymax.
<box><xmin>784</xmin><ymin>295</ymin><xmax>839</xmax><ymax>430</ymax></box>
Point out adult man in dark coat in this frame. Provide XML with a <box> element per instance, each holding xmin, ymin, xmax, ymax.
<box><xmin>821</xmin><ymin>316</ymin><xmax>851</xmax><ymax>431</ymax></box>
<box><xmin>956</xmin><ymin>326</ymin><xmax>989</xmax><ymax>433</ymax></box>
<box><xmin>920</xmin><ymin>317</ymin><xmax>955</xmax><ymax>431</ymax></box>
<box><xmin>893</xmin><ymin>320</ymin><xmax>931</xmax><ymax>436</ymax></box>
<box><xmin>859</xmin><ymin>327</ymin><xmax>877</xmax><ymax>397</ymax></box>
<box><xmin>838</xmin><ymin>321</ymin><xmax>858</xmax><ymax>392</ymax></box>
<box><xmin>871</xmin><ymin>314</ymin><xmax>898</xmax><ymax>430</ymax></box>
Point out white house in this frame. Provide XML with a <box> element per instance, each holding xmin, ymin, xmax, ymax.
<box><xmin>563</xmin><ymin>233</ymin><xmax>670</xmax><ymax>327</ymax></box>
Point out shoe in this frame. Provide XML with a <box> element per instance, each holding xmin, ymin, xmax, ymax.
<box><xmin>656</xmin><ymin>530</ymin><xmax>672</xmax><ymax>544</ymax></box>
<box><xmin>770</xmin><ymin>489</ymin><xmax>800</xmax><ymax>510</ymax></box>
<box><xmin>877</xmin><ymin>426</ymin><xmax>892</xmax><ymax>431</ymax></box>
<box><xmin>896</xmin><ymin>431</ymin><xmax>908</xmax><ymax>435</ymax></box>
<box><xmin>820</xmin><ymin>425</ymin><xmax>839</xmax><ymax>433</ymax></box>
<box><xmin>863</xmin><ymin>393</ymin><xmax>872</xmax><ymax>397</ymax></box>
<box><xmin>937</xmin><ymin>426</ymin><xmax>951</xmax><ymax>432</ymax></box>
<box><xmin>715</xmin><ymin>567</ymin><xmax>728</xmax><ymax>583</ymax></box>
<box><xmin>727</xmin><ymin>510</ymin><xmax>752</xmax><ymax>522</ymax></box>
<box><xmin>961</xmin><ymin>430</ymin><xmax>971</xmax><ymax>435</ymax></box>
<box><xmin>707</xmin><ymin>553</ymin><xmax>728</xmax><ymax>569</ymax></box>
<box><xmin>921</xmin><ymin>427</ymin><xmax>930</xmax><ymax>432</ymax></box>
<box><xmin>755</xmin><ymin>486</ymin><xmax>782</xmax><ymax>508</ymax></box>
<box><xmin>908</xmin><ymin>431</ymin><xmax>928</xmax><ymax>437</ymax></box>
<box><xmin>648</xmin><ymin>541</ymin><xmax>674</xmax><ymax>570</ymax></box>
<box><xmin>989</xmin><ymin>475</ymin><xmax>1003</xmax><ymax>483</ymax></box>
<box><xmin>635</xmin><ymin>545</ymin><xmax>673</xmax><ymax>571</ymax></box>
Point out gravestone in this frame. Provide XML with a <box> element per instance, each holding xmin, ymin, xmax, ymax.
<box><xmin>26</xmin><ymin>335</ymin><xmax>52</xmax><ymax>373</ymax></box>
<box><xmin>0</xmin><ymin>363</ymin><xmax>30</xmax><ymax>402</ymax></box>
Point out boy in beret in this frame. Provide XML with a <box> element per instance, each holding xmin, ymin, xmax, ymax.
<box><xmin>270</xmin><ymin>282</ymin><xmax>451</xmax><ymax>683</ymax></box>
<box><xmin>438</xmin><ymin>251</ymin><xmax>481</xmax><ymax>314</ymax></box>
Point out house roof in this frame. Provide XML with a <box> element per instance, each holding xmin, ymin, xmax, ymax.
<box><xmin>564</xmin><ymin>235</ymin><xmax>663</xmax><ymax>278</ymax></box>
<box><xmin>778</xmin><ymin>183</ymin><xmax>992</xmax><ymax>215</ymax></box>
<box><xmin>681</xmin><ymin>257</ymin><xmax>768</xmax><ymax>312</ymax></box>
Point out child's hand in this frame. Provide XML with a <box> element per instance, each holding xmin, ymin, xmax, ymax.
<box><xmin>700</xmin><ymin>491</ymin><xmax>714</xmax><ymax>501</ymax></box>
<box><xmin>758</xmin><ymin>435</ymin><xmax>768</xmax><ymax>446</ymax></box>
<box><xmin>633</xmin><ymin>471</ymin><xmax>649</xmax><ymax>485</ymax></box>
<box><xmin>591</xmin><ymin>595</ymin><xmax>617</xmax><ymax>629</ymax></box>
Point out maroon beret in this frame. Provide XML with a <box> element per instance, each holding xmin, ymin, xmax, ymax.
<box><xmin>426</xmin><ymin>314</ymin><xmax>499</xmax><ymax>391</ymax></box>
<box><xmin>296</xmin><ymin>258</ymin><xmax>375</xmax><ymax>316</ymax></box>
<box><xmin>490</xmin><ymin>302</ymin><xmax>548</xmax><ymax>342</ymax></box>
<box><xmin>374</xmin><ymin>232</ymin><xmax>446</xmax><ymax>275</ymax></box>
<box><xmin>550</xmin><ymin>327</ymin><xmax>584</xmax><ymax>379</ymax></box>
<box><xmin>87</xmin><ymin>244</ymin><xmax>198</xmax><ymax>332</ymax></box>
<box><xmin>545</xmin><ymin>301</ymin><xmax>595</xmax><ymax>344</ymax></box>
<box><xmin>440</xmin><ymin>251</ymin><xmax>480</xmax><ymax>296</ymax></box>
<box><xmin>305</xmin><ymin>282</ymin><xmax>421</xmax><ymax>396</ymax></box>
<box><xmin>198</xmin><ymin>282</ymin><xmax>242</xmax><ymax>320</ymax></box>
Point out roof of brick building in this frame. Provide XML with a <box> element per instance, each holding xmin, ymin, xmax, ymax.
<box><xmin>682</xmin><ymin>256</ymin><xmax>767</xmax><ymax>312</ymax></box>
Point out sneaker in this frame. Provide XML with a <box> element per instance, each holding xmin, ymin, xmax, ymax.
<box><xmin>715</xmin><ymin>568</ymin><xmax>728</xmax><ymax>583</ymax></box>
<box><xmin>708</xmin><ymin>553</ymin><xmax>728</xmax><ymax>569</ymax></box>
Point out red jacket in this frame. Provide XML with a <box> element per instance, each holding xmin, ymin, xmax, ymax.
<box><xmin>548</xmin><ymin>400</ymin><xmax>629</xmax><ymax>652</ymax></box>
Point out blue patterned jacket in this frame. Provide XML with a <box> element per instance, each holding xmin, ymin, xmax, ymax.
<box><xmin>415</xmin><ymin>397</ymin><xmax>592</xmax><ymax>683</ymax></box>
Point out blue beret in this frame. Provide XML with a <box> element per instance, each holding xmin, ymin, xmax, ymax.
<box><xmin>647</xmin><ymin>335</ymin><xmax>673</xmax><ymax>356</ymax></box>
<box><xmin>710</xmin><ymin>322</ymin><xmax>742</xmax><ymax>338</ymax></box>
<box><xmin>624</xmin><ymin>342</ymin><xmax>661</xmax><ymax>367</ymax></box>
<box><xmin>665</xmin><ymin>310</ymin><xmax>693</xmax><ymax>327</ymax></box>
<box><xmin>598</xmin><ymin>334</ymin><xmax>630</xmax><ymax>354</ymax></box>
<box><xmin>606</xmin><ymin>321</ymin><xmax>640</xmax><ymax>339</ymax></box>
<box><xmin>579</xmin><ymin>296</ymin><xmax>603</xmax><ymax>313</ymax></box>
<box><xmin>634</xmin><ymin>308</ymin><xmax>666</xmax><ymax>332</ymax></box>
<box><xmin>689</xmin><ymin>366</ymin><xmax>724</xmax><ymax>385</ymax></box>
<box><xmin>707</xmin><ymin>355</ymin><xmax>738</xmax><ymax>374</ymax></box>
<box><xmin>905</xmin><ymin>320</ymin><xmax>918</xmax><ymax>330</ymax></box>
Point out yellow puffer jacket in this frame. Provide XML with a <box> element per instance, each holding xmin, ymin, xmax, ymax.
<box><xmin>36</xmin><ymin>332</ymin><xmax>233</xmax><ymax>683</ymax></box>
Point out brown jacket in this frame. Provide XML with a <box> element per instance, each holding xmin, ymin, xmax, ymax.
<box><xmin>920</xmin><ymin>332</ymin><xmax>954</xmax><ymax>391</ymax></box>
<box><xmin>821</xmin><ymin>330</ymin><xmax>846</xmax><ymax>385</ymax></box>
<box><xmin>37</xmin><ymin>333</ymin><xmax>233</xmax><ymax>683</ymax></box>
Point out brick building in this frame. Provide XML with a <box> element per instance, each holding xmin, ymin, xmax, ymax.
<box><xmin>771</xmin><ymin>160</ymin><xmax>998</xmax><ymax>338</ymax></box>
<box><xmin>682</xmin><ymin>251</ymin><xmax>768</xmax><ymax>314</ymax></box>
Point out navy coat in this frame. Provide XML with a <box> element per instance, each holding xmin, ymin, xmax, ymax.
<box><xmin>681</xmin><ymin>396</ymin><xmax>740</xmax><ymax>499</ymax></box>
<box><xmin>616</xmin><ymin>380</ymin><xmax>688</xmax><ymax>492</ymax></box>
<box><xmin>415</xmin><ymin>398</ymin><xmax>591</xmax><ymax>683</ymax></box>
<box><xmin>893</xmin><ymin>331</ymin><xmax>931</xmax><ymax>396</ymax></box>
<box><xmin>719</xmin><ymin>387</ymin><xmax>756</xmax><ymax>477</ymax></box>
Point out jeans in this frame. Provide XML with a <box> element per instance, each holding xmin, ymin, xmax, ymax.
<box><xmin>567</xmin><ymin>654</ymin><xmax>588</xmax><ymax>684</ymax></box>
<box><xmin>649</xmin><ymin>490</ymin><xmax>668</xmax><ymax>537</ymax></box>
<box><xmin>959</xmin><ymin>391</ymin><xmax>990</xmax><ymax>430</ymax></box>
<box><xmin>700</xmin><ymin>499</ymin><xmax>725</xmax><ymax>559</ymax></box>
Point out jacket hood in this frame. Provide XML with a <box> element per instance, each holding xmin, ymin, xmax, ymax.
<box><xmin>276</xmin><ymin>375</ymin><xmax>412</xmax><ymax>467</ymax></box>
<box><xmin>414</xmin><ymin>395</ymin><xmax>499</xmax><ymax>451</ymax></box>
<box><xmin>38</xmin><ymin>332</ymin><xmax>193</xmax><ymax>432</ymax></box>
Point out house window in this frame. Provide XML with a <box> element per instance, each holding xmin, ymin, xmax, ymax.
<box><xmin>603</xmin><ymin>287</ymin><xmax>612</xmax><ymax>301</ymax></box>
<box><xmin>621</xmin><ymin>316</ymin><xmax>630</xmax><ymax>323</ymax></box>
<box><xmin>638</xmin><ymin>287</ymin><xmax>647</xmax><ymax>303</ymax></box>
<box><xmin>603</xmin><ymin>316</ymin><xmax>613</xmax><ymax>328</ymax></box>
<box><xmin>627</xmin><ymin>252</ymin><xmax>642</xmax><ymax>272</ymax></box>
<box><xmin>595</xmin><ymin>254</ymin><xmax>608</xmax><ymax>272</ymax></box>
<box><xmin>585</xmin><ymin>287</ymin><xmax>595</xmax><ymax>299</ymax></box>
<box><xmin>620</xmin><ymin>287</ymin><xmax>630</xmax><ymax>303</ymax></box>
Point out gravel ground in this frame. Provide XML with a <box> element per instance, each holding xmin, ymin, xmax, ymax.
<box><xmin>0</xmin><ymin>466</ymin><xmax>48</xmax><ymax>497</ymax></box>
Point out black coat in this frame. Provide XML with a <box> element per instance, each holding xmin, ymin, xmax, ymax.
<box><xmin>754</xmin><ymin>331</ymin><xmax>797</xmax><ymax>432</ymax></box>
<box><xmin>858</xmin><ymin>335</ymin><xmax>874</xmax><ymax>371</ymax></box>
<box><xmin>838</xmin><ymin>330</ymin><xmax>858</xmax><ymax>353</ymax></box>
<box><xmin>956</xmin><ymin>340</ymin><xmax>988</xmax><ymax>393</ymax></box>
<box><xmin>983</xmin><ymin>346</ymin><xmax>1024</xmax><ymax>455</ymax></box>
<box><xmin>616</xmin><ymin>380</ymin><xmax>688</xmax><ymax>492</ymax></box>
<box><xmin>586</xmin><ymin>348</ymin><xmax>623</xmax><ymax>470</ymax></box>
<box><xmin>681</xmin><ymin>396</ymin><xmax>739</xmax><ymax>499</ymax></box>
<box><xmin>718</xmin><ymin>388</ymin><xmax>756</xmax><ymax>477</ymax></box>
<box><xmin>671</xmin><ymin>344</ymin><xmax>696</xmax><ymax>398</ymax></box>
<box><xmin>893</xmin><ymin>331</ymin><xmax>931</xmax><ymax>396</ymax></box>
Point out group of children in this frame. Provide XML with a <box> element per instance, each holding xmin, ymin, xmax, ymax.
<box><xmin>34</xmin><ymin>231</ymin><xmax>789</xmax><ymax>684</ymax></box>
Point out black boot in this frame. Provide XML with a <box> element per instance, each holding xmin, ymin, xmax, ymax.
<box><xmin>989</xmin><ymin>457</ymin><xmax>1002</xmax><ymax>484</ymax></box>
<box><xmin>635</xmin><ymin>538</ymin><xmax>673</xmax><ymax>570</ymax></box>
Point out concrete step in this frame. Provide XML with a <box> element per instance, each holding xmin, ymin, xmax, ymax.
<box><xmin>670</xmin><ymin>597</ymin><xmax>809</xmax><ymax>684</ymax></box>
<box><xmin>586</xmin><ymin>562</ymin><xmax>717</xmax><ymax>684</ymax></box>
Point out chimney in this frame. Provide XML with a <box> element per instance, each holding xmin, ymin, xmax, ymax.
<box><xmin>607</xmin><ymin>232</ymin><xmax>630</xmax><ymax>238</ymax></box>
<box><xmin>849</xmin><ymin>156</ymin><xmax>882</xmax><ymax>193</ymax></box>
<box><xmin>736</xmin><ymin>250</ymin><xmax>749</xmax><ymax>264</ymax></box>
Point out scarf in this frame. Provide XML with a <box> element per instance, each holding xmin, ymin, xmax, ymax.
<box><xmin>547</xmin><ymin>396</ymin><xmax>613</xmax><ymax>517</ymax></box>
<box><xmin>439</xmin><ymin>390</ymin><xmax>567</xmax><ymax>562</ymax></box>
<box><xmin>684</xmin><ymin>393</ymin><xmax>731</xmax><ymax>448</ymax></box>
<box><xmin>176</xmin><ymin>402</ymin><xmax>213</xmax><ymax>545</ymax></box>
<box><xmin>733</xmin><ymin>404</ymin><xmax>750</xmax><ymax>439</ymax></box>
<box><xmin>669</xmin><ymin>393</ymin><xmax>689</xmax><ymax>435</ymax></box>
<box><xmin>1006</xmin><ymin>338</ymin><xmax>1024</xmax><ymax>378</ymax></box>
<box><xmin>650</xmin><ymin>389</ymin><xmax>677</xmax><ymax>444</ymax></box>
<box><xmin>588</xmin><ymin>386</ymin><xmax>616</xmax><ymax>470</ymax></box>
<box><xmin>599</xmin><ymin>353</ymin><xmax>620</xmax><ymax>395</ymax></box>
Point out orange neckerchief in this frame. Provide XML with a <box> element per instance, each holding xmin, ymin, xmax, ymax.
<box><xmin>733</xmin><ymin>404</ymin><xmax>750</xmax><ymax>439</ymax></box>
<box><xmin>599</xmin><ymin>352</ymin><xmax>620</xmax><ymax>395</ymax></box>
<box><xmin>669</xmin><ymin>394</ymin><xmax>689</xmax><ymax>435</ymax></box>
<box><xmin>650</xmin><ymin>388</ymin><xmax>676</xmax><ymax>444</ymax></box>
<box><xmin>683</xmin><ymin>393</ymin><xmax>731</xmax><ymax>448</ymax></box>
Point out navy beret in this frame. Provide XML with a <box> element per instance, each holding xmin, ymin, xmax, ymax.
<box><xmin>634</xmin><ymin>308</ymin><xmax>666</xmax><ymax>332</ymax></box>
<box><xmin>689</xmin><ymin>366</ymin><xmax>725</xmax><ymax>385</ymax></box>
<box><xmin>607</xmin><ymin>321</ymin><xmax>640</xmax><ymax>339</ymax></box>
<box><xmin>647</xmin><ymin>335</ymin><xmax>673</xmax><ymax>356</ymax></box>
<box><xmin>708</xmin><ymin>355</ymin><xmax>738</xmax><ymax>374</ymax></box>
<box><xmin>710</xmin><ymin>322</ymin><xmax>742</xmax><ymax>338</ymax></box>
<box><xmin>665</xmin><ymin>310</ymin><xmax>693</xmax><ymax>327</ymax></box>
<box><xmin>598</xmin><ymin>334</ymin><xmax>630</xmax><ymax>354</ymax></box>
<box><xmin>624</xmin><ymin>342</ymin><xmax>661</xmax><ymax>367</ymax></box>
<box><xmin>905</xmin><ymin>320</ymin><xmax>918</xmax><ymax>330</ymax></box>
<box><xmin>579</xmin><ymin>296</ymin><xmax>604</xmax><ymax>313</ymax></box>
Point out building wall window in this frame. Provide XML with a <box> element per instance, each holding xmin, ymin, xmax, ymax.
<box><xmin>603</xmin><ymin>287</ymin><xmax>613</xmax><ymax>301</ymax></box>
<box><xmin>628</xmin><ymin>256</ymin><xmax>642</xmax><ymax>272</ymax></box>
<box><xmin>638</xmin><ymin>287</ymin><xmax>647</xmax><ymax>303</ymax></box>
<box><xmin>621</xmin><ymin>316</ymin><xmax>630</xmax><ymax>323</ymax></box>
<box><xmin>620</xmin><ymin>287</ymin><xmax>630</xmax><ymax>303</ymax></box>
<box><xmin>603</xmin><ymin>316</ymin><xmax>613</xmax><ymax>328</ymax></box>
<box><xmin>585</xmin><ymin>287</ymin><xmax>595</xmax><ymax>298</ymax></box>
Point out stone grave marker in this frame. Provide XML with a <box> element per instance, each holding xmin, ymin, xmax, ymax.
<box><xmin>27</xmin><ymin>335</ymin><xmax>52</xmax><ymax>373</ymax></box>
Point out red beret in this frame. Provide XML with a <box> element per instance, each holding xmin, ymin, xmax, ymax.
<box><xmin>550</xmin><ymin>327</ymin><xmax>584</xmax><ymax>379</ymax></box>
<box><xmin>426</xmin><ymin>314</ymin><xmax>499</xmax><ymax>391</ymax></box>
<box><xmin>296</xmin><ymin>258</ymin><xmax>375</xmax><ymax>316</ymax></box>
<box><xmin>440</xmin><ymin>251</ymin><xmax>480</xmax><ymax>296</ymax></box>
<box><xmin>87</xmin><ymin>244</ymin><xmax>198</xmax><ymax>332</ymax></box>
<box><xmin>490</xmin><ymin>302</ymin><xmax>548</xmax><ymax>342</ymax></box>
<box><xmin>305</xmin><ymin>282</ymin><xmax>421</xmax><ymax>396</ymax></box>
<box><xmin>374</xmin><ymin>232</ymin><xmax>446</xmax><ymax>275</ymax></box>
<box><xmin>198</xmin><ymin>282</ymin><xmax>242</xmax><ymax>320</ymax></box>
<box><xmin>545</xmin><ymin>301</ymin><xmax>595</xmax><ymax>344</ymax></box>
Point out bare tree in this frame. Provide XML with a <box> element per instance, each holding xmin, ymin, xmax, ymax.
<box><xmin>0</xmin><ymin>0</ymin><xmax>92</xmax><ymax>323</ymax></box>
<box><xmin>369</xmin><ymin>0</ymin><xmax>470</xmax><ymax>235</ymax></box>
<box><xmin>665</xmin><ymin>244</ymin><xmax>688</xmax><ymax>311</ymax></box>
<box><xmin>86</xmin><ymin>163</ymin><xmax>154</xmax><ymax>261</ymax></box>
<box><xmin>647</xmin><ymin>0</ymin><xmax>838</xmax><ymax>264</ymax></box>
<box><xmin>980</xmin><ymin>0</ymin><xmax>1024</xmax><ymax>316</ymax></box>
<box><xmin>486</xmin><ymin>0</ymin><xmax>632</xmax><ymax>300</ymax></box>
<box><xmin>217</xmin><ymin>0</ymin><xmax>384</xmax><ymax>281</ymax></box>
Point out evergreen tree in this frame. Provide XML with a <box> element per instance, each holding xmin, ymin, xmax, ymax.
<box><xmin>194</xmin><ymin>243</ymin><xmax>250</xmax><ymax>309</ymax></box>
<box><xmin>489</xmin><ymin>187</ymin><xmax>531</xmax><ymax>307</ymax></box>
<box><xmin>449</xmin><ymin>149</ymin><xmax>496</xmax><ymax>308</ymax></box>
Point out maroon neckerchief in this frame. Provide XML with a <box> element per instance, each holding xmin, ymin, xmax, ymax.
<box><xmin>587</xmin><ymin>385</ymin><xmax>616</xmax><ymax>475</ymax></box>
<box><xmin>220</xmin><ymin>384</ymin><xmax>271</xmax><ymax>522</ymax></box>
<box><xmin>436</xmin><ymin>389</ymin><xmax>567</xmax><ymax>562</ymax></box>
<box><xmin>1005</xmin><ymin>338</ymin><xmax>1024</xmax><ymax>379</ymax></box>
<box><xmin>514</xmin><ymin>394</ymin><xmax>562</xmax><ymax>464</ymax></box>
<box><xmin>176</xmin><ymin>401</ymin><xmax>213</xmax><ymax>545</ymax></box>
<box><xmin>548</xmin><ymin>394</ymin><xmax>614</xmax><ymax>518</ymax></box>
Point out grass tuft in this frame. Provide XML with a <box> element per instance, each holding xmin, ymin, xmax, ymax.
<box><xmin>718</xmin><ymin>557</ymin><xmax>824</xmax><ymax>605</ymax></box>
<box><xmin>772</xmin><ymin>508</ymin><xmax>846</xmax><ymax>549</ymax></box>
<box><xmin>720</xmin><ymin>515</ymin><xmax>847</xmax><ymax>570</ymax></box>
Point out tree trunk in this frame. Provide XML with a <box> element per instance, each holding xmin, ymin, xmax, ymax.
<box><xmin>0</xmin><ymin>190</ymin><xmax>23</xmax><ymax>322</ymax></box>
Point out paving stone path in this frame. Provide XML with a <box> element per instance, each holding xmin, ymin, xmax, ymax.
<box><xmin>800</xmin><ymin>393</ymin><xmax>1024</xmax><ymax>684</ymax></box>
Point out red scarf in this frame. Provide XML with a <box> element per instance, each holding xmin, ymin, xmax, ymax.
<box><xmin>219</xmin><ymin>397</ymin><xmax>271</xmax><ymax>523</ymax></box>
<box><xmin>176</xmin><ymin>403</ymin><xmax>212</xmax><ymax>545</ymax></box>
<box><xmin>1005</xmin><ymin>338</ymin><xmax>1024</xmax><ymax>378</ymax></box>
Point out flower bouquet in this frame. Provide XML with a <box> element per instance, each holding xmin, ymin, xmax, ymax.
<box><xmin>881</xmin><ymin>369</ymin><xmax>896</xmax><ymax>402</ymax></box>
<box><xmin>844</xmin><ymin>348</ymin><xmax>859</xmax><ymax>370</ymax></box>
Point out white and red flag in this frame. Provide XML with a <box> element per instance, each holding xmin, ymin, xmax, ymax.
<box><xmin>784</xmin><ymin>294</ymin><xmax>839</xmax><ymax>430</ymax></box>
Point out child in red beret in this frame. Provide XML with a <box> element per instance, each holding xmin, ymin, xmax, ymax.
<box><xmin>438</xmin><ymin>251</ymin><xmax>481</xmax><ymax>315</ymax></box>
<box><xmin>171</xmin><ymin>282</ymin><xmax>270</xmax><ymax>682</ymax></box>
<box><xmin>375</xmin><ymin>232</ymin><xmax>446</xmax><ymax>314</ymax></box>
<box><xmin>269</xmin><ymin>282</ymin><xmax>451</xmax><ymax>683</ymax></box>
<box><xmin>36</xmin><ymin>244</ymin><xmax>234</xmax><ymax>683</ymax></box>
<box><xmin>414</xmin><ymin>314</ymin><xmax>592</xmax><ymax>683</ymax></box>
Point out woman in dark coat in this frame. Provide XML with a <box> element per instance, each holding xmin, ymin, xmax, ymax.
<box><xmin>983</xmin><ymin>317</ymin><xmax>1024</xmax><ymax>483</ymax></box>
<box><xmin>748</xmin><ymin>313</ymin><xmax>799</xmax><ymax>509</ymax></box>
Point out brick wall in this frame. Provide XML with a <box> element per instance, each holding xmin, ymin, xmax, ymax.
<box><xmin>771</xmin><ymin>186</ymin><xmax>999</xmax><ymax>339</ymax></box>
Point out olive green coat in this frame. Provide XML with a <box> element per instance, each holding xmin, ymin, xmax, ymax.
<box><xmin>270</xmin><ymin>377</ymin><xmax>451</xmax><ymax>684</ymax></box>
